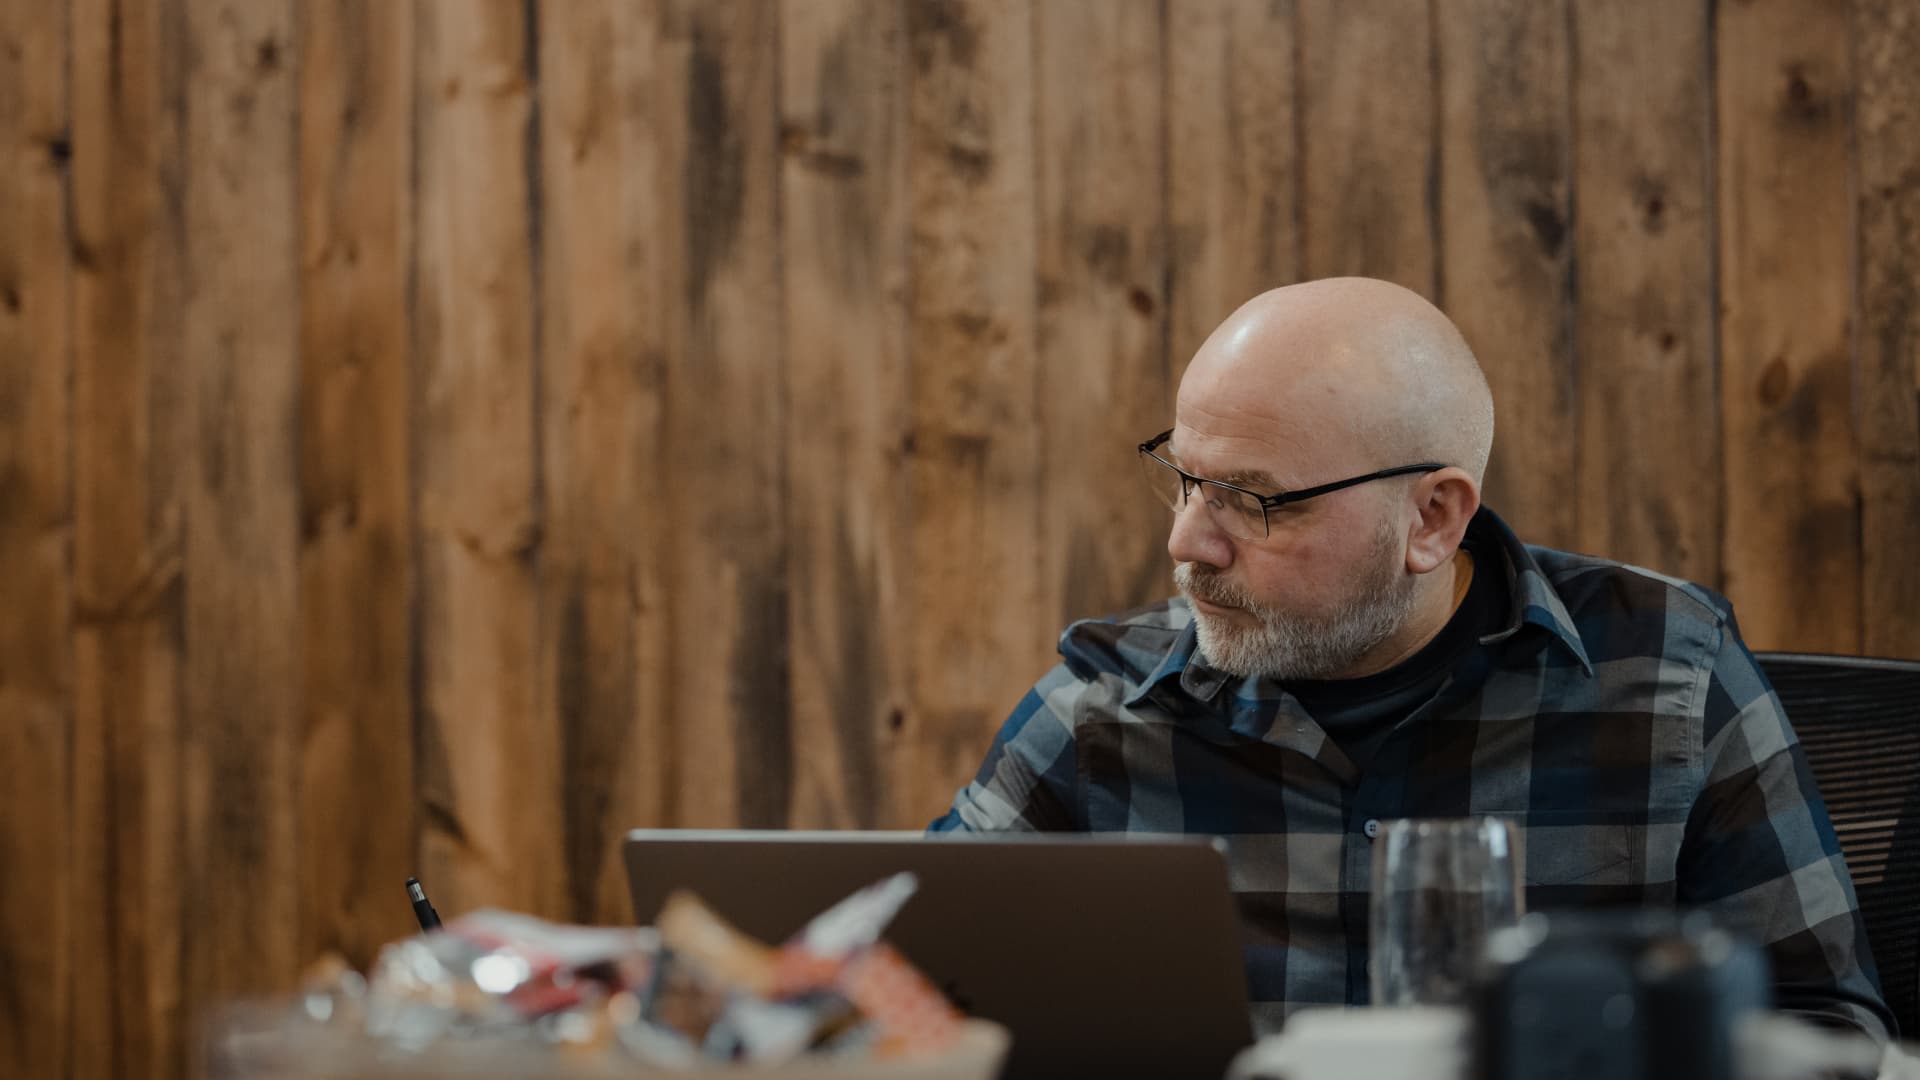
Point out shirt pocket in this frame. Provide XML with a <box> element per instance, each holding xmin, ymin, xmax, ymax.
<box><xmin>1520</xmin><ymin>812</ymin><xmax>1637</xmax><ymax>889</ymax></box>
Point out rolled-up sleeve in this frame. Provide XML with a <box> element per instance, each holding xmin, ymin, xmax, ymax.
<box><xmin>1678</xmin><ymin>630</ymin><xmax>1896</xmax><ymax>1040</ymax></box>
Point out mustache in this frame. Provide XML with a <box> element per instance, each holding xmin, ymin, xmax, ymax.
<box><xmin>1174</xmin><ymin>562</ymin><xmax>1258</xmax><ymax>610</ymax></box>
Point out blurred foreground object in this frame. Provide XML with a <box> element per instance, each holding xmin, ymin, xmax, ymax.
<box><xmin>202</xmin><ymin>874</ymin><xmax>1007</xmax><ymax>1079</ymax></box>
<box><xmin>1369</xmin><ymin>817</ymin><xmax>1522</xmax><ymax>1007</ymax></box>
<box><xmin>1473</xmin><ymin>909</ymin><xmax>1769</xmax><ymax>1080</ymax></box>
<box><xmin>1230</xmin><ymin>910</ymin><xmax>1914</xmax><ymax>1080</ymax></box>
<box><xmin>1225</xmin><ymin>1007</ymin><xmax>1915</xmax><ymax>1080</ymax></box>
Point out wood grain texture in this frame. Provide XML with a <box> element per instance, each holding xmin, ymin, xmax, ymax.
<box><xmin>535</xmin><ymin>0</ymin><xmax>673</xmax><ymax>923</ymax></box>
<box><xmin>180</xmin><ymin>0</ymin><xmax>302</xmax><ymax>1022</ymax></box>
<box><xmin>6</xmin><ymin>6</ymin><xmax>1920</xmax><ymax>1077</ymax></box>
<box><xmin>1035</xmin><ymin>0</ymin><xmax>1171</xmax><ymax>628</ymax></box>
<box><xmin>903</xmin><ymin>0</ymin><xmax>1049</xmax><ymax>822</ymax></box>
<box><xmin>1716</xmin><ymin>0</ymin><xmax>1859</xmax><ymax>652</ymax></box>
<box><xmin>413</xmin><ymin>0</ymin><xmax>561</xmax><ymax>914</ymax></box>
<box><xmin>780</xmin><ymin>0</ymin><xmax>910</xmax><ymax>829</ymax></box>
<box><xmin>1853</xmin><ymin>0</ymin><xmax>1920</xmax><ymax>659</ymax></box>
<box><xmin>1437</xmin><ymin>0</ymin><xmax>1574</xmax><ymax>545</ymax></box>
<box><xmin>654</xmin><ymin>0</ymin><xmax>790</xmax><ymax>828</ymax></box>
<box><xmin>1166</xmin><ymin>0</ymin><xmax>1300</xmax><ymax>374</ymax></box>
<box><xmin>0</xmin><ymin>3</ymin><xmax>72</xmax><ymax>1077</ymax></box>
<box><xmin>68</xmin><ymin>2</ymin><xmax>191</xmax><ymax>1075</ymax></box>
<box><xmin>1572</xmin><ymin>0</ymin><xmax>1720</xmax><ymax>582</ymax></box>
<box><xmin>1298</xmin><ymin>0</ymin><xmax>1435</xmax><ymax>291</ymax></box>
<box><xmin>295</xmin><ymin>0</ymin><xmax>417</xmax><ymax>972</ymax></box>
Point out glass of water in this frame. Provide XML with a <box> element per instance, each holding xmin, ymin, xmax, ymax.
<box><xmin>1369</xmin><ymin>817</ymin><xmax>1523</xmax><ymax>1006</ymax></box>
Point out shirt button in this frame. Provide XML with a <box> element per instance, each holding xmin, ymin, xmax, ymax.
<box><xmin>1364</xmin><ymin>818</ymin><xmax>1381</xmax><ymax>839</ymax></box>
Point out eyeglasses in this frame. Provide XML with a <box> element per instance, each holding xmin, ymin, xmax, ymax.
<box><xmin>1137</xmin><ymin>430</ymin><xmax>1447</xmax><ymax>540</ymax></box>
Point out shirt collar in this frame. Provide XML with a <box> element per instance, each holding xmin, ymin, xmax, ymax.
<box><xmin>1472</xmin><ymin>506</ymin><xmax>1593</xmax><ymax>675</ymax></box>
<box><xmin>1122</xmin><ymin>505</ymin><xmax>1592</xmax><ymax>710</ymax></box>
<box><xmin>1122</xmin><ymin>611</ymin><xmax>1231</xmax><ymax>709</ymax></box>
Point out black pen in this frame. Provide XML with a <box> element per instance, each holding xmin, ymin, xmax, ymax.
<box><xmin>406</xmin><ymin>876</ymin><xmax>443</xmax><ymax>931</ymax></box>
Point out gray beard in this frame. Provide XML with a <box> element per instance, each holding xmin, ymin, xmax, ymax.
<box><xmin>1174</xmin><ymin>529</ymin><xmax>1419</xmax><ymax>681</ymax></box>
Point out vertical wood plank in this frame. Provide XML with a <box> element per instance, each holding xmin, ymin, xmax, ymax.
<box><xmin>902</xmin><ymin>0</ymin><xmax>1048</xmax><ymax>824</ymax></box>
<box><xmin>1166</xmin><ymin>0</ymin><xmax>1300</xmax><ymax>375</ymax></box>
<box><xmin>536</xmin><ymin>0</ymin><xmax>674</xmax><ymax>921</ymax></box>
<box><xmin>180</xmin><ymin>0</ymin><xmax>303</xmax><ymax>1018</ymax></box>
<box><xmin>654</xmin><ymin>0</ymin><xmax>790</xmax><ymax>828</ymax></box>
<box><xmin>1298</xmin><ymin>0</ymin><xmax>1435</xmax><ymax>291</ymax></box>
<box><xmin>1716</xmin><ymin>0</ymin><xmax>1858</xmax><ymax>651</ymax></box>
<box><xmin>1572</xmin><ymin>1</ymin><xmax>1720</xmax><ymax>582</ymax></box>
<box><xmin>414</xmin><ymin>0</ymin><xmax>560</xmax><ymax>916</ymax></box>
<box><xmin>70</xmin><ymin>1</ymin><xmax>191</xmax><ymax>1075</ymax></box>
<box><xmin>297</xmin><ymin>0</ymin><xmax>417</xmax><ymax>968</ymax></box>
<box><xmin>0</xmin><ymin>2</ymin><xmax>72</xmax><ymax>1077</ymax></box>
<box><xmin>1437</xmin><ymin>0</ymin><xmax>1575</xmax><ymax>543</ymax></box>
<box><xmin>1854</xmin><ymin>0</ymin><xmax>1920</xmax><ymax>659</ymax></box>
<box><xmin>615</xmin><ymin>4</ymin><xmax>677</xmax><ymax>886</ymax></box>
<box><xmin>1035</xmin><ymin>0</ymin><xmax>1170</xmax><ymax>626</ymax></box>
<box><xmin>780</xmin><ymin>0</ymin><xmax>909</xmax><ymax>829</ymax></box>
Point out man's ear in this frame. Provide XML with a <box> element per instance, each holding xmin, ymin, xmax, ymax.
<box><xmin>1405</xmin><ymin>468</ymin><xmax>1481</xmax><ymax>575</ymax></box>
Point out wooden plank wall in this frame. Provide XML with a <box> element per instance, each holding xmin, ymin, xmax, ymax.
<box><xmin>2</xmin><ymin>2</ymin><xmax>1918</xmax><ymax>1078</ymax></box>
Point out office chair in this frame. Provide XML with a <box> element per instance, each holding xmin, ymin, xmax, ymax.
<box><xmin>1757</xmin><ymin>651</ymin><xmax>1920</xmax><ymax>1038</ymax></box>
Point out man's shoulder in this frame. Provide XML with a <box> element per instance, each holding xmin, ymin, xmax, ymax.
<box><xmin>1054</xmin><ymin>597</ymin><xmax>1192</xmax><ymax>686</ymax></box>
<box><xmin>1520</xmin><ymin>541</ymin><xmax>1738</xmax><ymax>659</ymax></box>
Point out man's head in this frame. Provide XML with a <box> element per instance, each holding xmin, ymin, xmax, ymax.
<box><xmin>1158</xmin><ymin>277</ymin><xmax>1494</xmax><ymax>681</ymax></box>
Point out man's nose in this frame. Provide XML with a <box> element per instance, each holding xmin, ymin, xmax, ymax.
<box><xmin>1167</xmin><ymin>495</ymin><xmax>1234</xmax><ymax>569</ymax></box>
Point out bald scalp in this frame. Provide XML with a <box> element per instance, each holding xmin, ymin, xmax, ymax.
<box><xmin>1189</xmin><ymin>278</ymin><xmax>1496</xmax><ymax>485</ymax></box>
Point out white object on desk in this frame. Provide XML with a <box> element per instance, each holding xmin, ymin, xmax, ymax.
<box><xmin>1738</xmin><ymin>1014</ymin><xmax>1920</xmax><ymax>1080</ymax></box>
<box><xmin>1224</xmin><ymin>1007</ymin><xmax>1920</xmax><ymax>1080</ymax></box>
<box><xmin>1224</xmin><ymin>1006</ymin><xmax>1469</xmax><ymax>1080</ymax></box>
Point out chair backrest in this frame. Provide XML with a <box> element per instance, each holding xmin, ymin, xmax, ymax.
<box><xmin>1756</xmin><ymin>651</ymin><xmax>1920</xmax><ymax>1038</ymax></box>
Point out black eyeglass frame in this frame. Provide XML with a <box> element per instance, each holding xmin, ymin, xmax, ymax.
<box><xmin>1137</xmin><ymin>429</ymin><xmax>1449</xmax><ymax>539</ymax></box>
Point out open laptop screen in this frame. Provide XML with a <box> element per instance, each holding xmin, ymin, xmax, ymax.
<box><xmin>623</xmin><ymin>830</ymin><xmax>1254</xmax><ymax>1080</ymax></box>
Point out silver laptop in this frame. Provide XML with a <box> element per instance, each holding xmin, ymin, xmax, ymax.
<box><xmin>622</xmin><ymin>829</ymin><xmax>1254</xmax><ymax>1080</ymax></box>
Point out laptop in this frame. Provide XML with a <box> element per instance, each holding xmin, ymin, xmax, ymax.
<box><xmin>623</xmin><ymin>829</ymin><xmax>1254</xmax><ymax>1080</ymax></box>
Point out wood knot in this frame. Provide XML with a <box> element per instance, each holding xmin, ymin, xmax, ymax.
<box><xmin>1523</xmin><ymin>199</ymin><xmax>1566</xmax><ymax>256</ymax></box>
<box><xmin>1779</xmin><ymin>65</ymin><xmax>1831</xmax><ymax>123</ymax></box>
<box><xmin>1757</xmin><ymin>355</ymin><xmax>1793</xmax><ymax>408</ymax></box>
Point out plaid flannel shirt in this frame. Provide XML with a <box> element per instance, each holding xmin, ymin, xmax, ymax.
<box><xmin>930</xmin><ymin>508</ymin><xmax>1894</xmax><ymax>1039</ymax></box>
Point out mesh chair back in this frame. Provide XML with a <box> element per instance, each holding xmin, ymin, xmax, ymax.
<box><xmin>1756</xmin><ymin>651</ymin><xmax>1920</xmax><ymax>1037</ymax></box>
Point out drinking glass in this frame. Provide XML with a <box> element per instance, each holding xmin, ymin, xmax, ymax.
<box><xmin>1369</xmin><ymin>817</ymin><xmax>1523</xmax><ymax>1006</ymax></box>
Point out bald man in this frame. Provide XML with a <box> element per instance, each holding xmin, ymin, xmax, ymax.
<box><xmin>932</xmin><ymin>279</ymin><xmax>1894</xmax><ymax>1040</ymax></box>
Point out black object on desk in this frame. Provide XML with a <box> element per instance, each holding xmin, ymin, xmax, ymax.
<box><xmin>1473</xmin><ymin>909</ymin><xmax>1769</xmax><ymax>1080</ymax></box>
<box><xmin>406</xmin><ymin>876</ymin><xmax>442</xmax><ymax>931</ymax></box>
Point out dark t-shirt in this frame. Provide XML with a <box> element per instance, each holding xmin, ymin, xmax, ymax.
<box><xmin>1286</xmin><ymin>537</ymin><xmax>1510</xmax><ymax>773</ymax></box>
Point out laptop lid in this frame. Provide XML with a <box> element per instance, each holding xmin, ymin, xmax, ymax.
<box><xmin>623</xmin><ymin>829</ymin><xmax>1254</xmax><ymax>1080</ymax></box>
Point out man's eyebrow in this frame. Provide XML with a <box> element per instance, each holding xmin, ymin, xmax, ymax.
<box><xmin>1167</xmin><ymin>443</ymin><xmax>1287</xmax><ymax>490</ymax></box>
<box><xmin>1216</xmin><ymin>468</ymin><xmax>1282</xmax><ymax>491</ymax></box>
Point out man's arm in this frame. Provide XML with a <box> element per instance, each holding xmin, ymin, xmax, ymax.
<box><xmin>928</xmin><ymin>671</ymin><xmax>1084</xmax><ymax>833</ymax></box>
<box><xmin>1678</xmin><ymin>626</ymin><xmax>1897</xmax><ymax>1040</ymax></box>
